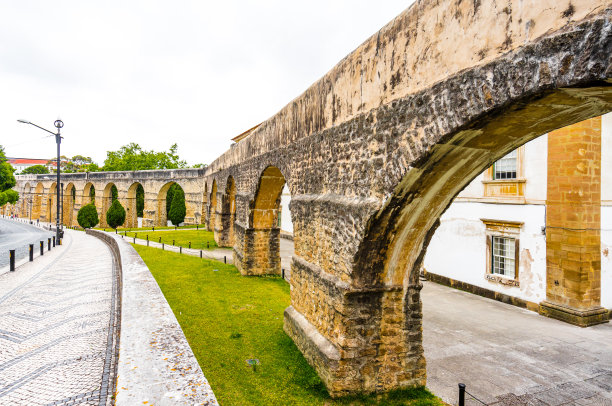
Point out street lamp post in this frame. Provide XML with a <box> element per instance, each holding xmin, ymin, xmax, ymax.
<box><xmin>17</xmin><ymin>119</ymin><xmax>64</xmax><ymax>244</ymax></box>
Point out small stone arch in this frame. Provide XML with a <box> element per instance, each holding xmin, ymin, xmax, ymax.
<box><xmin>32</xmin><ymin>182</ymin><xmax>44</xmax><ymax>221</ymax></box>
<box><xmin>127</xmin><ymin>182</ymin><xmax>144</xmax><ymax>228</ymax></box>
<box><xmin>208</xmin><ymin>180</ymin><xmax>217</xmax><ymax>232</ymax></box>
<box><xmin>47</xmin><ymin>182</ymin><xmax>58</xmax><ymax>223</ymax></box>
<box><xmin>201</xmin><ymin>182</ymin><xmax>208</xmax><ymax>226</ymax></box>
<box><xmin>21</xmin><ymin>183</ymin><xmax>31</xmax><ymax>219</ymax></box>
<box><xmin>235</xmin><ymin>166</ymin><xmax>286</xmax><ymax>275</ymax></box>
<box><xmin>216</xmin><ymin>176</ymin><xmax>237</xmax><ymax>247</ymax></box>
<box><xmin>83</xmin><ymin>182</ymin><xmax>95</xmax><ymax>205</ymax></box>
<box><xmin>156</xmin><ymin>181</ymin><xmax>185</xmax><ymax>227</ymax></box>
<box><xmin>63</xmin><ymin>183</ymin><xmax>76</xmax><ymax>226</ymax></box>
<box><xmin>100</xmin><ymin>183</ymin><xmax>118</xmax><ymax>228</ymax></box>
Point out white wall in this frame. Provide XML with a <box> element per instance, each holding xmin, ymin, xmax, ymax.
<box><xmin>424</xmin><ymin>202</ymin><xmax>547</xmax><ymax>304</ymax></box>
<box><xmin>280</xmin><ymin>185</ymin><xmax>293</xmax><ymax>233</ymax></box>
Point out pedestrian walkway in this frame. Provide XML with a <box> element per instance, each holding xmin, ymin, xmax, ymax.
<box><xmin>0</xmin><ymin>230</ymin><xmax>119</xmax><ymax>405</ymax></box>
<box><xmin>422</xmin><ymin>282</ymin><xmax>612</xmax><ymax>406</ymax></box>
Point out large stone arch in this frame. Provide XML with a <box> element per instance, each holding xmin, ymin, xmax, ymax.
<box><xmin>234</xmin><ymin>166</ymin><xmax>286</xmax><ymax>276</ymax></box>
<box><xmin>216</xmin><ymin>176</ymin><xmax>237</xmax><ymax>247</ymax></box>
<box><xmin>82</xmin><ymin>182</ymin><xmax>95</xmax><ymax>205</ymax></box>
<box><xmin>63</xmin><ymin>183</ymin><xmax>76</xmax><ymax>226</ymax></box>
<box><xmin>197</xmin><ymin>1</ymin><xmax>612</xmax><ymax>397</ymax></box>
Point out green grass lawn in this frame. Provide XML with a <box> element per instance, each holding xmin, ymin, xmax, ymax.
<box><xmin>133</xmin><ymin>245</ymin><xmax>444</xmax><ymax>406</ymax></box>
<box><xmin>94</xmin><ymin>224</ymin><xmax>204</xmax><ymax>232</ymax></box>
<box><xmin>118</xmin><ymin>229</ymin><xmax>218</xmax><ymax>250</ymax></box>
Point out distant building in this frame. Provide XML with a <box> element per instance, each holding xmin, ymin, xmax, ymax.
<box><xmin>7</xmin><ymin>158</ymin><xmax>57</xmax><ymax>173</ymax></box>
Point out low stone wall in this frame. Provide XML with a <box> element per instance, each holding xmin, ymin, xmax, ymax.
<box><xmin>86</xmin><ymin>229</ymin><xmax>218</xmax><ymax>405</ymax></box>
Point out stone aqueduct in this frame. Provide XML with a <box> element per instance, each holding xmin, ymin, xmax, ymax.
<box><xmin>9</xmin><ymin>0</ymin><xmax>612</xmax><ymax>397</ymax></box>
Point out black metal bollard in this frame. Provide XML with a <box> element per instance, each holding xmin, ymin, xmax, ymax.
<box><xmin>53</xmin><ymin>236</ymin><xmax>56</xmax><ymax>247</ymax></box>
<box><xmin>189</xmin><ymin>241</ymin><xmax>191</xmax><ymax>249</ymax></box>
<box><xmin>200</xmin><ymin>250</ymin><xmax>202</xmax><ymax>258</ymax></box>
<box><xmin>159</xmin><ymin>237</ymin><xmax>161</xmax><ymax>243</ymax></box>
<box><xmin>29</xmin><ymin>244</ymin><xmax>34</xmax><ymax>261</ymax></box>
<box><xmin>175</xmin><ymin>226</ymin><xmax>177</xmax><ymax>230</ymax></box>
<box><xmin>180</xmin><ymin>246</ymin><xmax>182</xmax><ymax>254</ymax></box>
<box><xmin>162</xmin><ymin>243</ymin><xmax>164</xmax><ymax>250</ymax></box>
<box><xmin>207</xmin><ymin>241</ymin><xmax>209</xmax><ymax>249</ymax></box>
<box><xmin>48</xmin><ymin>238</ymin><xmax>51</xmax><ymax>251</ymax></box>
<box><xmin>224</xmin><ymin>256</ymin><xmax>226</xmax><ymax>264</ymax></box>
<box><xmin>9</xmin><ymin>250</ymin><xmax>15</xmax><ymax>272</ymax></box>
<box><xmin>172</xmin><ymin>240</ymin><xmax>175</xmax><ymax>246</ymax></box>
<box><xmin>458</xmin><ymin>383</ymin><xmax>466</xmax><ymax>406</ymax></box>
<box><xmin>282</xmin><ymin>269</ymin><xmax>285</xmax><ymax>279</ymax></box>
<box><xmin>115</xmin><ymin>229</ymin><xmax>117</xmax><ymax>234</ymax></box>
<box><xmin>152</xmin><ymin>226</ymin><xmax>155</xmax><ymax>231</ymax></box>
<box><xmin>133</xmin><ymin>236</ymin><xmax>136</xmax><ymax>244</ymax></box>
<box><xmin>196</xmin><ymin>225</ymin><xmax>198</xmax><ymax>230</ymax></box>
<box><xmin>40</xmin><ymin>241</ymin><xmax>44</xmax><ymax>256</ymax></box>
<box><xmin>147</xmin><ymin>235</ymin><xmax>149</xmax><ymax>246</ymax></box>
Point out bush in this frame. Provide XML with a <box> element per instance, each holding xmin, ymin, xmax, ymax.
<box><xmin>168</xmin><ymin>187</ymin><xmax>186</xmax><ymax>225</ymax></box>
<box><xmin>106</xmin><ymin>199</ymin><xmax>126</xmax><ymax>229</ymax></box>
<box><xmin>77</xmin><ymin>203</ymin><xmax>99</xmax><ymax>228</ymax></box>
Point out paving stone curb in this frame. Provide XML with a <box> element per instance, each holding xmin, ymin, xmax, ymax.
<box><xmin>86</xmin><ymin>229</ymin><xmax>218</xmax><ymax>405</ymax></box>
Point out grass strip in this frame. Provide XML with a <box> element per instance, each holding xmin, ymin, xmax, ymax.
<box><xmin>133</xmin><ymin>245</ymin><xmax>444</xmax><ymax>406</ymax></box>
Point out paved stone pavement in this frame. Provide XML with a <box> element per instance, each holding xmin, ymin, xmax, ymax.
<box><xmin>0</xmin><ymin>230</ymin><xmax>119</xmax><ymax>405</ymax></box>
<box><xmin>423</xmin><ymin>282</ymin><xmax>612</xmax><ymax>406</ymax></box>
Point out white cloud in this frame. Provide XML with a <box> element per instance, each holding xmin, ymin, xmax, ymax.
<box><xmin>1</xmin><ymin>0</ymin><xmax>413</xmax><ymax>166</ymax></box>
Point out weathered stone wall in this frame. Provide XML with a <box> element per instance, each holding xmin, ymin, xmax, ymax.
<box><xmin>10</xmin><ymin>0</ymin><xmax>612</xmax><ymax>397</ymax></box>
<box><xmin>541</xmin><ymin>117</ymin><xmax>608</xmax><ymax>326</ymax></box>
<box><xmin>13</xmin><ymin>169</ymin><xmax>206</xmax><ymax>227</ymax></box>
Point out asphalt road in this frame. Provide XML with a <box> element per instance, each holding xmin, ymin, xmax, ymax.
<box><xmin>0</xmin><ymin>218</ymin><xmax>53</xmax><ymax>269</ymax></box>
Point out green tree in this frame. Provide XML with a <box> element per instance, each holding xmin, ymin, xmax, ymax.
<box><xmin>168</xmin><ymin>187</ymin><xmax>186</xmax><ymax>225</ymax></box>
<box><xmin>21</xmin><ymin>164</ymin><xmax>49</xmax><ymax>174</ymax></box>
<box><xmin>77</xmin><ymin>203</ymin><xmax>99</xmax><ymax>228</ymax></box>
<box><xmin>136</xmin><ymin>184</ymin><xmax>144</xmax><ymax>217</ymax></box>
<box><xmin>166</xmin><ymin>183</ymin><xmax>182</xmax><ymax>214</ymax></box>
<box><xmin>0</xmin><ymin>146</ymin><xmax>18</xmax><ymax>206</ymax></box>
<box><xmin>111</xmin><ymin>185</ymin><xmax>118</xmax><ymax>202</ymax></box>
<box><xmin>102</xmin><ymin>143</ymin><xmax>187</xmax><ymax>171</ymax></box>
<box><xmin>106</xmin><ymin>199</ymin><xmax>126</xmax><ymax>229</ymax></box>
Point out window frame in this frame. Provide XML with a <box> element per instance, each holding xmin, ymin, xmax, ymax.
<box><xmin>482</xmin><ymin>219</ymin><xmax>522</xmax><ymax>287</ymax></box>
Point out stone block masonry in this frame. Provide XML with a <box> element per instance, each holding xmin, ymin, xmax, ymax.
<box><xmin>9</xmin><ymin>0</ymin><xmax>612</xmax><ymax>397</ymax></box>
<box><xmin>541</xmin><ymin>117</ymin><xmax>609</xmax><ymax>326</ymax></box>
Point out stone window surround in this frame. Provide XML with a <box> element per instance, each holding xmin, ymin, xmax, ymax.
<box><xmin>482</xmin><ymin>219</ymin><xmax>523</xmax><ymax>287</ymax></box>
<box><xmin>482</xmin><ymin>146</ymin><xmax>526</xmax><ymax>199</ymax></box>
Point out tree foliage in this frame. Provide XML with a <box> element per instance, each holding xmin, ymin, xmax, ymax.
<box><xmin>136</xmin><ymin>184</ymin><xmax>144</xmax><ymax>217</ymax></box>
<box><xmin>168</xmin><ymin>186</ymin><xmax>186</xmax><ymax>225</ymax></box>
<box><xmin>106</xmin><ymin>199</ymin><xmax>126</xmax><ymax>229</ymax></box>
<box><xmin>60</xmin><ymin>155</ymin><xmax>100</xmax><ymax>173</ymax></box>
<box><xmin>103</xmin><ymin>143</ymin><xmax>187</xmax><ymax>171</ymax></box>
<box><xmin>77</xmin><ymin>203</ymin><xmax>99</xmax><ymax>228</ymax></box>
<box><xmin>0</xmin><ymin>146</ymin><xmax>18</xmax><ymax>207</ymax></box>
<box><xmin>21</xmin><ymin>164</ymin><xmax>50</xmax><ymax>174</ymax></box>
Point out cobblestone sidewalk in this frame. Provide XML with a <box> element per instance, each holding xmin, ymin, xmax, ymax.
<box><xmin>0</xmin><ymin>230</ymin><xmax>119</xmax><ymax>405</ymax></box>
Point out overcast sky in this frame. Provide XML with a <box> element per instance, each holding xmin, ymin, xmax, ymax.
<box><xmin>1</xmin><ymin>1</ymin><xmax>413</xmax><ymax>167</ymax></box>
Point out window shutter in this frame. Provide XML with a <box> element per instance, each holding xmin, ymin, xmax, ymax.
<box><xmin>514</xmin><ymin>238</ymin><xmax>520</xmax><ymax>280</ymax></box>
<box><xmin>486</xmin><ymin>235</ymin><xmax>492</xmax><ymax>274</ymax></box>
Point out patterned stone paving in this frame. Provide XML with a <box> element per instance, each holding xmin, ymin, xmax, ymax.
<box><xmin>0</xmin><ymin>231</ymin><xmax>119</xmax><ymax>405</ymax></box>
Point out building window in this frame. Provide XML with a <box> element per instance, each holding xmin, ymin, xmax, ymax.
<box><xmin>493</xmin><ymin>150</ymin><xmax>517</xmax><ymax>180</ymax></box>
<box><xmin>492</xmin><ymin>236</ymin><xmax>516</xmax><ymax>279</ymax></box>
<box><xmin>482</xmin><ymin>219</ymin><xmax>522</xmax><ymax>287</ymax></box>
